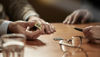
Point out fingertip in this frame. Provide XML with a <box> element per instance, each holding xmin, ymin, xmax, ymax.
<box><xmin>83</xmin><ymin>27</ymin><xmax>91</xmax><ymax>33</ymax></box>
<box><xmin>63</xmin><ymin>20</ymin><xmax>67</xmax><ymax>24</ymax></box>
<box><xmin>71</xmin><ymin>21</ymin><xmax>75</xmax><ymax>24</ymax></box>
<box><xmin>63</xmin><ymin>21</ymin><xmax>66</xmax><ymax>24</ymax></box>
<box><xmin>67</xmin><ymin>21</ymin><xmax>70</xmax><ymax>24</ymax></box>
<box><xmin>63</xmin><ymin>17</ymin><xmax>69</xmax><ymax>24</ymax></box>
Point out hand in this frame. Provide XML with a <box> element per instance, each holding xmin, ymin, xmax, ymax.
<box><xmin>28</xmin><ymin>16</ymin><xmax>56</xmax><ymax>34</ymax></box>
<box><xmin>63</xmin><ymin>9</ymin><xmax>92</xmax><ymax>24</ymax></box>
<box><xmin>8</xmin><ymin>21</ymin><xmax>43</xmax><ymax>39</ymax></box>
<box><xmin>83</xmin><ymin>26</ymin><xmax>100</xmax><ymax>42</ymax></box>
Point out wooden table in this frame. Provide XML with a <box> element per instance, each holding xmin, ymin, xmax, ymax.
<box><xmin>25</xmin><ymin>23</ymin><xmax>100</xmax><ymax>57</ymax></box>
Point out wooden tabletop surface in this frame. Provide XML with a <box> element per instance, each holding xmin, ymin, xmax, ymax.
<box><xmin>25</xmin><ymin>23</ymin><xmax>100</xmax><ymax>57</ymax></box>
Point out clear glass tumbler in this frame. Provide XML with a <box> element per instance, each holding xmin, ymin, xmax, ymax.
<box><xmin>0</xmin><ymin>34</ymin><xmax>26</xmax><ymax>57</ymax></box>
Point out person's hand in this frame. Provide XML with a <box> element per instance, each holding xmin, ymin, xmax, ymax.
<box><xmin>83</xmin><ymin>26</ymin><xmax>100</xmax><ymax>43</ymax></box>
<box><xmin>8</xmin><ymin>21</ymin><xmax>43</xmax><ymax>39</ymax></box>
<box><xmin>28</xmin><ymin>16</ymin><xmax>56</xmax><ymax>34</ymax></box>
<box><xmin>63</xmin><ymin>9</ymin><xmax>92</xmax><ymax>24</ymax></box>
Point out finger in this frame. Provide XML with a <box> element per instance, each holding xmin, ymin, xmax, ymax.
<box><xmin>37</xmin><ymin>19</ymin><xmax>53</xmax><ymax>34</ymax></box>
<box><xmin>44</xmin><ymin>23</ymin><xmax>51</xmax><ymax>34</ymax></box>
<box><xmin>63</xmin><ymin>11</ymin><xmax>77</xmax><ymax>24</ymax></box>
<box><xmin>84</xmin><ymin>30</ymin><xmax>93</xmax><ymax>39</ymax></box>
<box><xmin>67</xmin><ymin>16</ymin><xmax>73</xmax><ymax>24</ymax></box>
<box><xmin>25</xmin><ymin>29</ymin><xmax>42</xmax><ymax>39</ymax></box>
<box><xmin>39</xmin><ymin>19</ymin><xmax>46</xmax><ymax>33</ymax></box>
<box><xmin>83</xmin><ymin>27</ymin><xmax>92</xmax><ymax>39</ymax></box>
<box><xmin>69</xmin><ymin>12</ymin><xmax>77</xmax><ymax>24</ymax></box>
<box><xmin>81</xmin><ymin>12</ymin><xmax>91</xmax><ymax>23</ymax></box>
<box><xmin>83</xmin><ymin>26</ymin><xmax>93</xmax><ymax>33</ymax></box>
<box><xmin>45</xmin><ymin>24</ymin><xmax>51</xmax><ymax>34</ymax></box>
<box><xmin>27</xmin><ymin>31</ymin><xmax>41</xmax><ymax>40</ymax></box>
<box><xmin>86</xmin><ymin>30</ymin><xmax>95</xmax><ymax>42</ymax></box>
<box><xmin>41</xmin><ymin>24</ymin><xmax>45</xmax><ymax>34</ymax></box>
<box><xmin>63</xmin><ymin>16</ymin><xmax>69</xmax><ymax>24</ymax></box>
<box><xmin>67</xmin><ymin>13</ymin><xmax>75</xmax><ymax>24</ymax></box>
<box><xmin>50</xmin><ymin>24</ymin><xmax>56</xmax><ymax>32</ymax></box>
<box><xmin>49</xmin><ymin>24</ymin><xmax>55</xmax><ymax>33</ymax></box>
<box><xmin>71</xmin><ymin>12</ymin><xmax>80</xmax><ymax>24</ymax></box>
<box><xmin>32</xmin><ymin>34</ymin><xmax>41</xmax><ymax>39</ymax></box>
<box><xmin>31</xmin><ymin>31</ymin><xmax>41</xmax><ymax>39</ymax></box>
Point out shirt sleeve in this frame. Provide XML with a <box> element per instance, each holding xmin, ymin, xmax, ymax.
<box><xmin>1</xmin><ymin>0</ymin><xmax>39</xmax><ymax>21</ymax></box>
<box><xmin>0</xmin><ymin>21</ymin><xmax>11</xmax><ymax>36</ymax></box>
<box><xmin>23</xmin><ymin>10</ymin><xmax>39</xmax><ymax>21</ymax></box>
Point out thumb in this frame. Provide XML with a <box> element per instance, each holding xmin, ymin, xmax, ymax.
<box><xmin>83</xmin><ymin>26</ymin><xmax>92</xmax><ymax>33</ymax></box>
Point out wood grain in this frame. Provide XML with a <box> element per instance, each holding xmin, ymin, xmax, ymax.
<box><xmin>25</xmin><ymin>23</ymin><xmax>100</xmax><ymax>57</ymax></box>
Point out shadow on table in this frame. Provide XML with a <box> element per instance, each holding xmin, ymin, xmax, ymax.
<box><xmin>26</xmin><ymin>39</ymin><xmax>46</xmax><ymax>47</ymax></box>
<box><xmin>88</xmin><ymin>43</ymin><xmax>100</xmax><ymax>48</ymax></box>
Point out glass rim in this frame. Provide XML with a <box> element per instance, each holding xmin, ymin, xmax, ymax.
<box><xmin>0</xmin><ymin>34</ymin><xmax>26</xmax><ymax>39</ymax></box>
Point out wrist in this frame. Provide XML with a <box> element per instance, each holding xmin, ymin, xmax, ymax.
<box><xmin>27</xmin><ymin>15</ymin><xmax>39</xmax><ymax>21</ymax></box>
<box><xmin>8</xmin><ymin>22</ymin><xmax>16</xmax><ymax>33</ymax></box>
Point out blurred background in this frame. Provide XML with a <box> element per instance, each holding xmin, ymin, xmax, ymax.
<box><xmin>28</xmin><ymin>0</ymin><xmax>81</xmax><ymax>22</ymax></box>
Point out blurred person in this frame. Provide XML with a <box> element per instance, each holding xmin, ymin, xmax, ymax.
<box><xmin>0</xmin><ymin>0</ymin><xmax>55</xmax><ymax>39</ymax></box>
<box><xmin>62</xmin><ymin>0</ymin><xmax>100</xmax><ymax>43</ymax></box>
<box><xmin>63</xmin><ymin>0</ymin><xmax>100</xmax><ymax>24</ymax></box>
<box><xmin>83</xmin><ymin>26</ymin><xmax>100</xmax><ymax>43</ymax></box>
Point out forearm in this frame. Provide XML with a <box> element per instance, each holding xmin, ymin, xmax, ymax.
<box><xmin>1</xmin><ymin>0</ymin><xmax>39</xmax><ymax>21</ymax></box>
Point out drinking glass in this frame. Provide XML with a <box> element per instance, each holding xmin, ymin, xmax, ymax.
<box><xmin>0</xmin><ymin>34</ymin><xmax>26</xmax><ymax>57</ymax></box>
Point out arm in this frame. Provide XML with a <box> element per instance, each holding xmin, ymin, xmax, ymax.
<box><xmin>0</xmin><ymin>20</ymin><xmax>43</xmax><ymax>39</ymax></box>
<box><xmin>0</xmin><ymin>0</ymin><xmax>39</xmax><ymax>21</ymax></box>
<box><xmin>0</xmin><ymin>0</ymin><xmax>56</xmax><ymax>34</ymax></box>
